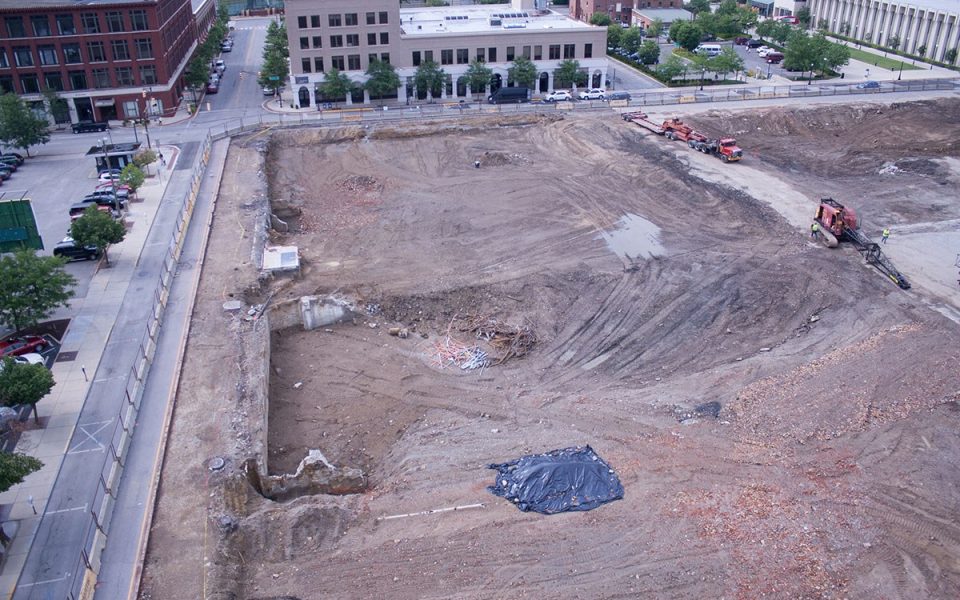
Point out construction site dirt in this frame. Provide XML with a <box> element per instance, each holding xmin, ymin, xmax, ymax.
<box><xmin>140</xmin><ymin>100</ymin><xmax>960</xmax><ymax>600</ymax></box>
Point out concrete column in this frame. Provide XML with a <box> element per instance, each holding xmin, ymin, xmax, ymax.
<box><xmin>66</xmin><ymin>97</ymin><xmax>78</xmax><ymax>123</ymax></box>
<box><xmin>396</xmin><ymin>84</ymin><xmax>405</xmax><ymax>101</ymax></box>
<box><xmin>547</xmin><ymin>72</ymin><xmax>554</xmax><ymax>91</ymax></box>
<box><xmin>363</xmin><ymin>89</ymin><xmax>371</xmax><ymax>104</ymax></box>
<box><xmin>307</xmin><ymin>85</ymin><xmax>316</xmax><ymax>108</ymax></box>
<box><xmin>599</xmin><ymin>69</ymin><xmax>606</xmax><ymax>89</ymax></box>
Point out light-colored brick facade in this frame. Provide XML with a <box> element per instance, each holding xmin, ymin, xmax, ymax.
<box><xmin>285</xmin><ymin>0</ymin><xmax>608</xmax><ymax>106</ymax></box>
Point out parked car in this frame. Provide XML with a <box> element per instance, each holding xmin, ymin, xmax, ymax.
<box><xmin>72</xmin><ymin>120</ymin><xmax>109</xmax><ymax>134</ymax></box>
<box><xmin>777</xmin><ymin>15</ymin><xmax>799</xmax><ymax>25</ymax></box>
<box><xmin>0</xmin><ymin>336</ymin><xmax>48</xmax><ymax>357</ymax></box>
<box><xmin>69</xmin><ymin>202</ymin><xmax>118</xmax><ymax>221</ymax></box>
<box><xmin>0</xmin><ymin>157</ymin><xmax>19</xmax><ymax>170</ymax></box>
<box><xmin>81</xmin><ymin>194</ymin><xmax>127</xmax><ymax>209</ymax></box>
<box><xmin>0</xmin><ymin>167</ymin><xmax>11</xmax><ymax>180</ymax></box>
<box><xmin>0</xmin><ymin>152</ymin><xmax>24</xmax><ymax>164</ymax></box>
<box><xmin>263</xmin><ymin>86</ymin><xmax>277</xmax><ymax>96</ymax></box>
<box><xmin>734</xmin><ymin>37</ymin><xmax>751</xmax><ymax>45</ymax></box>
<box><xmin>14</xmin><ymin>353</ymin><xmax>45</xmax><ymax>365</ymax></box>
<box><xmin>578</xmin><ymin>88</ymin><xmax>605</xmax><ymax>100</ymax></box>
<box><xmin>543</xmin><ymin>90</ymin><xmax>573</xmax><ymax>102</ymax></box>
<box><xmin>53</xmin><ymin>236</ymin><xmax>102</xmax><ymax>261</ymax></box>
<box><xmin>747</xmin><ymin>39</ymin><xmax>765</xmax><ymax>48</ymax></box>
<box><xmin>95</xmin><ymin>181</ymin><xmax>130</xmax><ymax>193</ymax></box>
<box><xmin>98</xmin><ymin>171</ymin><xmax>121</xmax><ymax>183</ymax></box>
<box><xmin>765</xmin><ymin>52</ymin><xmax>785</xmax><ymax>64</ymax></box>
<box><xmin>215</xmin><ymin>59</ymin><xmax>226</xmax><ymax>72</ymax></box>
<box><xmin>206</xmin><ymin>82</ymin><xmax>219</xmax><ymax>94</ymax></box>
<box><xmin>857</xmin><ymin>80</ymin><xmax>880</xmax><ymax>89</ymax></box>
<box><xmin>757</xmin><ymin>47</ymin><xmax>773</xmax><ymax>57</ymax></box>
<box><xmin>607</xmin><ymin>91</ymin><xmax>632</xmax><ymax>101</ymax></box>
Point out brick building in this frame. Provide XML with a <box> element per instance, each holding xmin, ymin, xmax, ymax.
<box><xmin>285</xmin><ymin>0</ymin><xmax>607</xmax><ymax>107</ymax></box>
<box><xmin>0</xmin><ymin>0</ymin><xmax>214</xmax><ymax>124</ymax></box>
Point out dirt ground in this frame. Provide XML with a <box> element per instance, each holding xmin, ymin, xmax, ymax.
<box><xmin>143</xmin><ymin>100</ymin><xmax>960</xmax><ymax>600</ymax></box>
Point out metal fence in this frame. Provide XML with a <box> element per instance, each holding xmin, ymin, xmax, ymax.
<box><xmin>63</xmin><ymin>133</ymin><xmax>213</xmax><ymax>600</ymax></box>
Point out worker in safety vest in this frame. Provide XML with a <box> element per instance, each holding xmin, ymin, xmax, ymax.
<box><xmin>811</xmin><ymin>222</ymin><xmax>819</xmax><ymax>238</ymax></box>
<box><xmin>882</xmin><ymin>228</ymin><xmax>890</xmax><ymax>244</ymax></box>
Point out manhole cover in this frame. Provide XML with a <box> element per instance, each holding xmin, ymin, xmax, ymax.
<box><xmin>56</xmin><ymin>351</ymin><xmax>79</xmax><ymax>363</ymax></box>
<box><xmin>208</xmin><ymin>456</ymin><xmax>226</xmax><ymax>471</ymax></box>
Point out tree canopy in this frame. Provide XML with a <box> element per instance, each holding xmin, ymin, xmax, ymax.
<box><xmin>637</xmin><ymin>40</ymin><xmax>661</xmax><ymax>65</ymax></box>
<box><xmin>364</xmin><ymin>59</ymin><xmax>401</xmax><ymax>101</ymax></box>
<box><xmin>508</xmin><ymin>56</ymin><xmax>538</xmax><ymax>89</ymax></box>
<box><xmin>0</xmin><ymin>250</ymin><xmax>75</xmax><ymax>333</ymax></box>
<box><xmin>685</xmin><ymin>0</ymin><xmax>711</xmax><ymax>15</ymax></box>
<box><xmin>0</xmin><ymin>94</ymin><xmax>50</xmax><ymax>157</ymax></box>
<box><xmin>0</xmin><ymin>358</ymin><xmax>54</xmax><ymax>424</ymax></box>
<box><xmin>554</xmin><ymin>59</ymin><xmax>587</xmax><ymax>88</ymax></box>
<box><xmin>0</xmin><ymin>452</ymin><xmax>42</xmax><ymax>495</ymax></box>
<box><xmin>657</xmin><ymin>55</ymin><xmax>687</xmax><ymax>81</ymax></box>
<box><xmin>589</xmin><ymin>13</ymin><xmax>611</xmax><ymax>26</ymax></box>
<box><xmin>70</xmin><ymin>205</ymin><xmax>126</xmax><ymax>266</ymax></box>
<box><xmin>647</xmin><ymin>18</ymin><xmax>664</xmax><ymax>39</ymax></box>
<box><xmin>319</xmin><ymin>68</ymin><xmax>353</xmax><ymax>102</ymax></box>
<box><xmin>621</xmin><ymin>26</ymin><xmax>644</xmax><ymax>53</ymax></box>
<box><xmin>783</xmin><ymin>31</ymin><xmax>849</xmax><ymax>75</ymax></box>
<box><xmin>669</xmin><ymin>21</ymin><xmax>703</xmax><ymax>52</ymax></box>
<box><xmin>414</xmin><ymin>60</ymin><xmax>446</xmax><ymax>98</ymax></box>
<box><xmin>607</xmin><ymin>24</ymin><xmax>623</xmax><ymax>48</ymax></box>
<box><xmin>465</xmin><ymin>59</ymin><xmax>493</xmax><ymax>98</ymax></box>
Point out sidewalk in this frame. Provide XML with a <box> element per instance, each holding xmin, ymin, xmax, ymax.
<box><xmin>0</xmin><ymin>146</ymin><xmax>179</xmax><ymax>596</ymax></box>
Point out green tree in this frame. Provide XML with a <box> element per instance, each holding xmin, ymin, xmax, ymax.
<box><xmin>0</xmin><ymin>358</ymin><xmax>54</xmax><ymax>424</ymax></box>
<box><xmin>217</xmin><ymin>2</ymin><xmax>229</xmax><ymax>24</ymax></box>
<box><xmin>0</xmin><ymin>251</ymin><xmax>74</xmax><ymax>333</ymax></box>
<box><xmin>685</xmin><ymin>0</ymin><xmax>711</xmax><ymax>15</ymax></box>
<box><xmin>783</xmin><ymin>29</ymin><xmax>818</xmax><ymax>73</ymax></box>
<box><xmin>554</xmin><ymin>59</ymin><xmax>587</xmax><ymax>88</ymax></box>
<box><xmin>695</xmin><ymin>11</ymin><xmax>719</xmax><ymax>37</ymax></box>
<box><xmin>670</xmin><ymin>21</ymin><xmax>703</xmax><ymax>51</ymax></box>
<box><xmin>265</xmin><ymin>21</ymin><xmax>288</xmax><ymax>58</ymax></box>
<box><xmin>0</xmin><ymin>94</ymin><xmax>50</xmax><ymax>157</ymax></box>
<box><xmin>716</xmin><ymin>0</ymin><xmax>738</xmax><ymax>16</ymax></box>
<box><xmin>839</xmin><ymin>21</ymin><xmax>851</xmax><ymax>35</ymax></box>
<box><xmin>636</xmin><ymin>40</ymin><xmax>661</xmax><ymax>65</ymax></box>
<box><xmin>656</xmin><ymin>54</ymin><xmax>686</xmax><ymax>81</ymax></box>
<box><xmin>822</xmin><ymin>39</ymin><xmax>851</xmax><ymax>73</ymax></box>
<box><xmin>319</xmin><ymin>68</ymin><xmax>353</xmax><ymax>102</ymax></box>
<box><xmin>119</xmin><ymin>163</ymin><xmax>145</xmax><ymax>193</ymax></box>
<box><xmin>945</xmin><ymin>48</ymin><xmax>958</xmax><ymax>65</ymax></box>
<box><xmin>621</xmin><ymin>25</ymin><xmax>644</xmax><ymax>53</ymax></box>
<box><xmin>589</xmin><ymin>12</ymin><xmax>611</xmax><ymax>26</ymax></box>
<box><xmin>709</xmin><ymin>47</ymin><xmax>745</xmax><ymax>79</ymax></box>
<box><xmin>916</xmin><ymin>44</ymin><xmax>927</xmax><ymax>57</ymax></box>
<box><xmin>414</xmin><ymin>60</ymin><xmax>446</xmax><ymax>99</ymax></box>
<box><xmin>647</xmin><ymin>18</ymin><xmax>664</xmax><ymax>39</ymax></box>
<box><xmin>887</xmin><ymin>35</ymin><xmax>901</xmax><ymax>50</ymax></box>
<box><xmin>465</xmin><ymin>59</ymin><xmax>493</xmax><ymax>99</ymax></box>
<box><xmin>607</xmin><ymin>24</ymin><xmax>624</xmax><ymax>48</ymax></box>
<box><xmin>0</xmin><ymin>453</ymin><xmax>42</xmax><ymax>495</ymax></box>
<box><xmin>755</xmin><ymin>19</ymin><xmax>777</xmax><ymax>40</ymax></box>
<box><xmin>508</xmin><ymin>56</ymin><xmax>538</xmax><ymax>89</ymax></box>
<box><xmin>797</xmin><ymin>7</ymin><xmax>812</xmax><ymax>28</ymax></box>
<box><xmin>771</xmin><ymin>21</ymin><xmax>794</xmax><ymax>45</ymax></box>
<box><xmin>425</xmin><ymin>0</ymin><xmax>449</xmax><ymax>6</ymax></box>
<box><xmin>184</xmin><ymin>56</ymin><xmax>209</xmax><ymax>102</ymax></box>
<box><xmin>258</xmin><ymin>49</ymin><xmax>288</xmax><ymax>93</ymax></box>
<box><xmin>364</xmin><ymin>59</ymin><xmax>401</xmax><ymax>103</ymax></box>
<box><xmin>42</xmin><ymin>89</ymin><xmax>70</xmax><ymax>126</ymax></box>
<box><xmin>70</xmin><ymin>205</ymin><xmax>126</xmax><ymax>266</ymax></box>
<box><xmin>133</xmin><ymin>149</ymin><xmax>157</xmax><ymax>169</ymax></box>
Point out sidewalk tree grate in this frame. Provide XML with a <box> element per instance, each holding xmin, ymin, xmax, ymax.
<box><xmin>56</xmin><ymin>351</ymin><xmax>79</xmax><ymax>362</ymax></box>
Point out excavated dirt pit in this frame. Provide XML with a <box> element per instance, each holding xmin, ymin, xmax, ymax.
<box><xmin>143</xmin><ymin>103</ymin><xmax>960</xmax><ymax>600</ymax></box>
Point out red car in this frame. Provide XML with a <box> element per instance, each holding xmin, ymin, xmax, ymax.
<box><xmin>0</xmin><ymin>335</ymin><xmax>48</xmax><ymax>357</ymax></box>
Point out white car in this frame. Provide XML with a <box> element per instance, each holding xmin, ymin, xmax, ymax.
<box><xmin>578</xmin><ymin>88</ymin><xmax>605</xmax><ymax>100</ymax></box>
<box><xmin>544</xmin><ymin>90</ymin><xmax>573</xmax><ymax>102</ymax></box>
<box><xmin>757</xmin><ymin>47</ymin><xmax>772</xmax><ymax>57</ymax></box>
<box><xmin>0</xmin><ymin>353</ymin><xmax>44</xmax><ymax>372</ymax></box>
<box><xmin>98</xmin><ymin>171</ymin><xmax>121</xmax><ymax>182</ymax></box>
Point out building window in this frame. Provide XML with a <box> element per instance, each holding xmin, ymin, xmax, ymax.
<box><xmin>0</xmin><ymin>50</ymin><xmax>7</xmax><ymax>68</ymax></box>
<box><xmin>38</xmin><ymin>45</ymin><xmax>58</xmax><ymax>66</ymax></box>
<box><xmin>379</xmin><ymin>11</ymin><xmax>388</xmax><ymax>24</ymax></box>
<box><xmin>366</xmin><ymin>12</ymin><xmax>376</xmax><ymax>25</ymax></box>
<box><xmin>130</xmin><ymin>10</ymin><xmax>149</xmax><ymax>31</ymax></box>
<box><xmin>115</xmin><ymin>66</ymin><xmax>133</xmax><ymax>86</ymax></box>
<box><xmin>331</xmin><ymin>55</ymin><xmax>344</xmax><ymax>70</ymax></box>
<box><xmin>106</xmin><ymin>11</ymin><xmax>124</xmax><ymax>33</ymax></box>
<box><xmin>563</xmin><ymin>44</ymin><xmax>575</xmax><ymax>59</ymax></box>
<box><xmin>300</xmin><ymin>37</ymin><xmax>309</xmax><ymax>49</ymax></box>
<box><xmin>476</xmin><ymin>48</ymin><xmax>485</xmax><ymax>62</ymax></box>
<box><xmin>330</xmin><ymin>35</ymin><xmax>343</xmax><ymax>48</ymax></box>
<box><xmin>92</xmin><ymin>68</ymin><xmax>111</xmax><ymax>88</ymax></box>
<box><xmin>31</xmin><ymin>16</ymin><xmax>51</xmax><ymax>37</ymax></box>
<box><xmin>424</xmin><ymin>50</ymin><xmax>433</xmax><ymax>62</ymax></box>
<box><xmin>506</xmin><ymin>46</ymin><xmax>515</xmax><ymax>61</ymax></box>
<box><xmin>111</xmin><ymin>40</ymin><xmax>130</xmax><ymax>61</ymax></box>
<box><xmin>380</xmin><ymin>32</ymin><xmax>389</xmax><ymax>44</ymax></box>
<box><xmin>20</xmin><ymin>74</ymin><xmax>40</xmax><ymax>94</ymax></box>
<box><xmin>63</xmin><ymin>44</ymin><xmax>82</xmax><ymax>64</ymax></box>
<box><xmin>6</xmin><ymin>17</ymin><xmax>25</xmax><ymax>38</ymax></box>
<box><xmin>523</xmin><ymin>45</ymin><xmax>531</xmax><ymax>59</ymax></box>
<box><xmin>307</xmin><ymin>15</ymin><xmax>318</xmax><ymax>28</ymax></box>
<box><xmin>123</xmin><ymin>100</ymin><xmax>138</xmax><ymax>118</ymax></box>
<box><xmin>456</xmin><ymin>48</ymin><xmax>468</xmax><ymax>64</ymax></box>
<box><xmin>44</xmin><ymin>72</ymin><xmax>64</xmax><ymax>91</ymax></box>
<box><xmin>329</xmin><ymin>14</ymin><xmax>341</xmax><ymax>27</ymax></box>
<box><xmin>0</xmin><ymin>76</ymin><xmax>14</xmax><ymax>94</ymax></box>
<box><xmin>87</xmin><ymin>41</ymin><xmax>106</xmax><ymax>62</ymax></box>
<box><xmin>412</xmin><ymin>51</ymin><xmax>421</xmax><ymax>66</ymax></box>
<box><xmin>312</xmin><ymin>36</ymin><xmax>322</xmax><ymax>48</ymax></box>
<box><xmin>549</xmin><ymin>44</ymin><xmax>560</xmax><ymax>59</ymax></box>
<box><xmin>441</xmin><ymin>49</ymin><xmax>452</xmax><ymax>65</ymax></box>
<box><xmin>345</xmin><ymin>13</ymin><xmax>358</xmax><ymax>26</ymax></box>
<box><xmin>346</xmin><ymin>34</ymin><xmax>359</xmax><ymax>47</ymax></box>
<box><xmin>135</xmin><ymin>38</ymin><xmax>153</xmax><ymax>59</ymax></box>
<box><xmin>381</xmin><ymin>52</ymin><xmax>390</xmax><ymax>64</ymax></box>
<box><xmin>56</xmin><ymin>14</ymin><xmax>76</xmax><ymax>35</ymax></box>
<box><xmin>314</xmin><ymin>57</ymin><xmax>324</xmax><ymax>72</ymax></box>
<box><xmin>584</xmin><ymin>43</ymin><xmax>592</xmax><ymax>58</ymax></box>
<box><xmin>140</xmin><ymin>65</ymin><xmax>157</xmax><ymax>85</ymax></box>
<box><xmin>368</xmin><ymin>53</ymin><xmax>378</xmax><ymax>65</ymax></box>
<box><xmin>69</xmin><ymin>70</ymin><xmax>87</xmax><ymax>90</ymax></box>
<box><xmin>81</xmin><ymin>13</ymin><xmax>100</xmax><ymax>34</ymax></box>
<box><xmin>488</xmin><ymin>47</ymin><xmax>497</xmax><ymax>62</ymax></box>
<box><xmin>301</xmin><ymin>57</ymin><xmax>312</xmax><ymax>72</ymax></box>
<box><xmin>13</xmin><ymin>47</ymin><xmax>33</xmax><ymax>67</ymax></box>
<box><xmin>534</xmin><ymin>45</ymin><xmax>542</xmax><ymax>60</ymax></box>
<box><xmin>347</xmin><ymin>54</ymin><xmax>360</xmax><ymax>70</ymax></box>
<box><xmin>368</xmin><ymin>33</ymin><xmax>377</xmax><ymax>45</ymax></box>
<box><xmin>297</xmin><ymin>16</ymin><xmax>307</xmax><ymax>28</ymax></box>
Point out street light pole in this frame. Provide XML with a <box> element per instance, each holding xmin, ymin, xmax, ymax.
<box><xmin>700</xmin><ymin>68</ymin><xmax>706</xmax><ymax>91</ymax></box>
<box><xmin>897</xmin><ymin>60</ymin><xmax>904</xmax><ymax>80</ymax></box>
<box><xmin>140</xmin><ymin>89</ymin><xmax>152</xmax><ymax>149</ymax></box>
<box><xmin>808</xmin><ymin>62</ymin><xmax>814</xmax><ymax>85</ymax></box>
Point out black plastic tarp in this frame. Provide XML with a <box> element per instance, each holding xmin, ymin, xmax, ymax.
<box><xmin>487</xmin><ymin>445</ymin><xmax>624</xmax><ymax>514</ymax></box>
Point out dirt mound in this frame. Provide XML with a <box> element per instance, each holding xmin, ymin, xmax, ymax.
<box><xmin>478</xmin><ymin>150</ymin><xmax>529</xmax><ymax>166</ymax></box>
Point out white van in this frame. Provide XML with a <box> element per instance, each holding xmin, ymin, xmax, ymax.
<box><xmin>695</xmin><ymin>44</ymin><xmax>722</xmax><ymax>57</ymax></box>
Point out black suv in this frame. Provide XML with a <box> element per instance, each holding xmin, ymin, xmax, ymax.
<box><xmin>72</xmin><ymin>121</ymin><xmax>109</xmax><ymax>133</ymax></box>
<box><xmin>53</xmin><ymin>237</ymin><xmax>101</xmax><ymax>261</ymax></box>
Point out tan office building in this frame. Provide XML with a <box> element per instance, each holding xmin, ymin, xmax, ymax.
<box><xmin>285</xmin><ymin>0</ymin><xmax>608</xmax><ymax>106</ymax></box>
